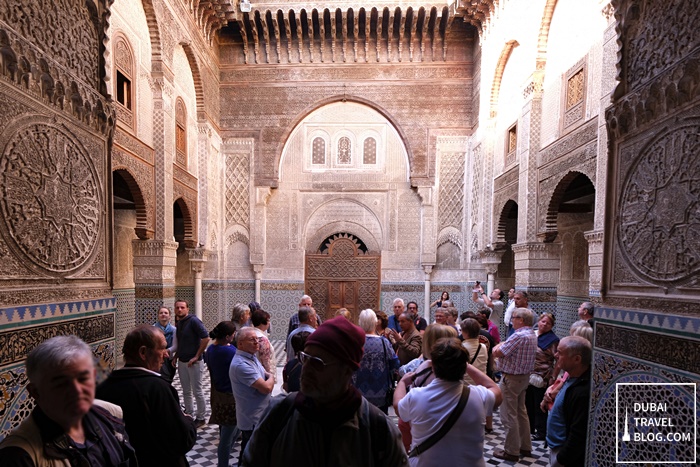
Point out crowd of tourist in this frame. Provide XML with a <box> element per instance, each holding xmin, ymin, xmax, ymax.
<box><xmin>0</xmin><ymin>290</ymin><xmax>594</xmax><ymax>467</ymax></box>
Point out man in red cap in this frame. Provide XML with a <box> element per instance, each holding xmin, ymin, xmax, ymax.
<box><xmin>241</xmin><ymin>316</ymin><xmax>408</xmax><ymax>466</ymax></box>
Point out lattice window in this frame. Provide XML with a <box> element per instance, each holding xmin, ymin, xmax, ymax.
<box><xmin>438</xmin><ymin>152</ymin><xmax>465</xmax><ymax>231</ymax></box>
<box><xmin>505</xmin><ymin>123</ymin><xmax>517</xmax><ymax>166</ymax></box>
<box><xmin>562</xmin><ymin>59</ymin><xmax>587</xmax><ymax>132</ymax></box>
<box><xmin>312</xmin><ymin>137</ymin><xmax>326</xmax><ymax>164</ymax></box>
<box><xmin>113</xmin><ymin>35</ymin><xmax>134</xmax><ymax>130</ymax></box>
<box><xmin>566</xmin><ymin>69</ymin><xmax>584</xmax><ymax>110</ymax></box>
<box><xmin>175</xmin><ymin>98</ymin><xmax>187</xmax><ymax>168</ymax></box>
<box><xmin>225</xmin><ymin>154</ymin><xmax>250</xmax><ymax>226</ymax></box>
<box><xmin>363</xmin><ymin>137</ymin><xmax>377</xmax><ymax>164</ymax></box>
<box><xmin>338</xmin><ymin>137</ymin><xmax>351</xmax><ymax>164</ymax></box>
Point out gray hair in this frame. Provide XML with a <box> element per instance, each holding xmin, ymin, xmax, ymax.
<box><xmin>392</xmin><ymin>298</ymin><xmax>405</xmax><ymax>307</ymax></box>
<box><xmin>570</xmin><ymin>319</ymin><xmax>591</xmax><ymax>332</ymax></box>
<box><xmin>298</xmin><ymin>306</ymin><xmax>313</xmax><ymax>323</ymax></box>
<box><xmin>512</xmin><ymin>307</ymin><xmax>535</xmax><ymax>326</ymax></box>
<box><xmin>570</xmin><ymin>320</ymin><xmax>593</xmax><ymax>343</ymax></box>
<box><xmin>580</xmin><ymin>301</ymin><xmax>594</xmax><ymax>316</ymax></box>
<box><xmin>300</xmin><ymin>294</ymin><xmax>312</xmax><ymax>303</ymax></box>
<box><xmin>358</xmin><ymin>309</ymin><xmax>378</xmax><ymax>334</ymax></box>
<box><xmin>231</xmin><ymin>303</ymin><xmax>250</xmax><ymax>324</ymax></box>
<box><xmin>26</xmin><ymin>335</ymin><xmax>93</xmax><ymax>385</ymax></box>
<box><xmin>560</xmin><ymin>335</ymin><xmax>592</xmax><ymax>366</ymax></box>
<box><xmin>237</xmin><ymin>326</ymin><xmax>257</xmax><ymax>341</ymax></box>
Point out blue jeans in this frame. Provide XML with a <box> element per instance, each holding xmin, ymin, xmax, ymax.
<box><xmin>218</xmin><ymin>424</ymin><xmax>240</xmax><ymax>467</ymax></box>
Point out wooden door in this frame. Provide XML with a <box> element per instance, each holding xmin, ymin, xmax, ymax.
<box><xmin>328</xmin><ymin>280</ymin><xmax>358</xmax><ymax>321</ymax></box>
<box><xmin>305</xmin><ymin>234</ymin><xmax>380</xmax><ymax>322</ymax></box>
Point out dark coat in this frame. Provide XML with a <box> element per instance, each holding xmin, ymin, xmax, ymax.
<box><xmin>96</xmin><ymin>366</ymin><xmax>197</xmax><ymax>467</ymax></box>
<box><xmin>557</xmin><ymin>367</ymin><xmax>591</xmax><ymax>467</ymax></box>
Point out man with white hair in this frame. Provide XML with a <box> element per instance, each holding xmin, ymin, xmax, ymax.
<box><xmin>0</xmin><ymin>336</ymin><xmax>137</xmax><ymax>466</ymax></box>
<box><xmin>230</xmin><ymin>326</ymin><xmax>275</xmax><ymax>466</ymax></box>
<box><xmin>287</xmin><ymin>294</ymin><xmax>313</xmax><ymax>337</ymax></box>
<box><xmin>546</xmin><ymin>336</ymin><xmax>592</xmax><ymax>467</ymax></box>
<box><xmin>492</xmin><ymin>307</ymin><xmax>538</xmax><ymax>463</ymax></box>
<box><xmin>387</xmin><ymin>298</ymin><xmax>405</xmax><ymax>332</ymax></box>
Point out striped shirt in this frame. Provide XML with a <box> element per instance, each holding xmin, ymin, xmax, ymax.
<box><xmin>497</xmin><ymin>326</ymin><xmax>537</xmax><ymax>375</ymax></box>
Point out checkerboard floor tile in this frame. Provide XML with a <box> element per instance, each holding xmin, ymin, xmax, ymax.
<box><xmin>173</xmin><ymin>340</ymin><xmax>549</xmax><ymax>466</ymax></box>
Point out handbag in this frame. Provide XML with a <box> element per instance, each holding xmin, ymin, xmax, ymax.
<box><xmin>382</xmin><ymin>339</ymin><xmax>396</xmax><ymax>407</ymax></box>
<box><xmin>529</xmin><ymin>373</ymin><xmax>545</xmax><ymax>388</ymax></box>
<box><xmin>408</xmin><ymin>384</ymin><xmax>471</xmax><ymax>457</ymax></box>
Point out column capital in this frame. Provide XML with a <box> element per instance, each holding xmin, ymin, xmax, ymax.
<box><xmin>479</xmin><ymin>248</ymin><xmax>505</xmax><ymax>275</ymax></box>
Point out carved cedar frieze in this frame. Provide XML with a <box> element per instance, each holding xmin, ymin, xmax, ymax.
<box><xmin>0</xmin><ymin>119</ymin><xmax>102</xmax><ymax>276</ymax></box>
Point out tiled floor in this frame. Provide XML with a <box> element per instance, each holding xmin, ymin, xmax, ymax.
<box><xmin>174</xmin><ymin>340</ymin><xmax>549</xmax><ymax>466</ymax></box>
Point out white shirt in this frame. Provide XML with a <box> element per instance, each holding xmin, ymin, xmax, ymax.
<box><xmin>398</xmin><ymin>379</ymin><xmax>495</xmax><ymax>467</ymax></box>
<box><xmin>504</xmin><ymin>300</ymin><xmax>516</xmax><ymax>327</ymax></box>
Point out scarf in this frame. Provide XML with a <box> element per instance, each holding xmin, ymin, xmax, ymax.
<box><xmin>294</xmin><ymin>386</ymin><xmax>362</xmax><ymax>428</ymax></box>
<box><xmin>538</xmin><ymin>330</ymin><xmax>559</xmax><ymax>351</ymax></box>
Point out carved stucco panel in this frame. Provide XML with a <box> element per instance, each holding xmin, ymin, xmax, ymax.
<box><xmin>0</xmin><ymin>119</ymin><xmax>103</xmax><ymax>276</ymax></box>
<box><xmin>614</xmin><ymin>116</ymin><xmax>700</xmax><ymax>287</ymax></box>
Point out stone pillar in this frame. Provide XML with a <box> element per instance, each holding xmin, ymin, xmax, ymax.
<box><xmin>253</xmin><ymin>264</ymin><xmax>264</xmax><ymax>303</ymax></box>
<box><xmin>584</xmin><ymin>230</ymin><xmax>604</xmax><ymax>299</ymax></box>
<box><xmin>422</xmin><ymin>265</ymin><xmax>433</xmax><ymax>322</ymax></box>
<box><xmin>512</xmin><ymin>242</ymin><xmax>560</xmax><ymax>314</ymax></box>
<box><xmin>132</xmin><ymin>239</ymin><xmax>178</xmax><ymax>325</ymax></box>
<box><xmin>479</xmin><ymin>249</ymin><xmax>505</xmax><ymax>293</ymax></box>
<box><xmin>148</xmin><ymin>68</ymin><xmax>176</xmax><ymax>242</ymax></box>
<box><xmin>188</xmin><ymin>248</ymin><xmax>207</xmax><ymax>320</ymax></box>
<box><xmin>417</xmin><ymin>186</ymin><xmax>436</xmax><ymax>267</ymax></box>
<box><xmin>249</xmin><ymin>187</ymin><xmax>271</xmax><ymax>266</ymax></box>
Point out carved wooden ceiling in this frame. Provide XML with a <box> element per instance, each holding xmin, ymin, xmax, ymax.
<box><xmin>185</xmin><ymin>1</ymin><xmax>499</xmax><ymax>61</ymax></box>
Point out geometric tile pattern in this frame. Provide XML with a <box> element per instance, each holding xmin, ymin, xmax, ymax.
<box><xmin>595</xmin><ymin>307</ymin><xmax>700</xmax><ymax>337</ymax></box>
<box><xmin>0</xmin><ymin>297</ymin><xmax>117</xmax><ymax>325</ymax></box>
<box><xmin>588</xmin><ymin>351</ymin><xmax>698</xmax><ymax>467</ymax></box>
<box><xmin>553</xmin><ymin>295</ymin><xmax>585</xmax><ymax>337</ymax></box>
<box><xmin>113</xmin><ymin>288</ymin><xmax>136</xmax><ymax>361</ymax></box>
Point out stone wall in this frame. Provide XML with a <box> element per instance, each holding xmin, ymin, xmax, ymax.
<box><xmin>0</xmin><ymin>0</ymin><xmax>117</xmax><ymax>438</ymax></box>
<box><xmin>593</xmin><ymin>0</ymin><xmax>700</xmax><ymax>464</ymax></box>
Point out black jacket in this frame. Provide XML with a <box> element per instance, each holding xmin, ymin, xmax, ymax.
<box><xmin>96</xmin><ymin>366</ymin><xmax>197</xmax><ymax>467</ymax></box>
<box><xmin>557</xmin><ymin>367</ymin><xmax>591</xmax><ymax>467</ymax></box>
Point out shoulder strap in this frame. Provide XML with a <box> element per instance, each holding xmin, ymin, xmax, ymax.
<box><xmin>408</xmin><ymin>384</ymin><xmax>470</xmax><ymax>458</ymax></box>
<box><xmin>469</xmin><ymin>344</ymin><xmax>482</xmax><ymax>365</ymax></box>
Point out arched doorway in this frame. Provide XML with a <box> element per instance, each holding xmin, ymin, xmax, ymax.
<box><xmin>496</xmin><ymin>199</ymin><xmax>518</xmax><ymax>293</ymax></box>
<box><xmin>304</xmin><ymin>233</ymin><xmax>381</xmax><ymax>323</ymax></box>
<box><xmin>548</xmin><ymin>172</ymin><xmax>595</xmax><ymax>334</ymax></box>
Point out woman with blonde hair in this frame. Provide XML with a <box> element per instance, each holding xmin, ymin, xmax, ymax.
<box><xmin>352</xmin><ymin>309</ymin><xmax>400</xmax><ymax>413</ymax></box>
<box><xmin>230</xmin><ymin>302</ymin><xmax>250</xmax><ymax>345</ymax></box>
<box><xmin>526</xmin><ymin>312</ymin><xmax>560</xmax><ymax>441</ymax></box>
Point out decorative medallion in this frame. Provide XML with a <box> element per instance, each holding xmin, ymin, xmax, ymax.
<box><xmin>617</xmin><ymin>123</ymin><xmax>700</xmax><ymax>284</ymax></box>
<box><xmin>0</xmin><ymin>123</ymin><xmax>101</xmax><ymax>274</ymax></box>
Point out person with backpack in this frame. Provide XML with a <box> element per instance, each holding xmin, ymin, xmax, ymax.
<box><xmin>241</xmin><ymin>316</ymin><xmax>408</xmax><ymax>466</ymax></box>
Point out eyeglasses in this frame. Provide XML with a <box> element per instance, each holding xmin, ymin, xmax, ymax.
<box><xmin>299</xmin><ymin>351</ymin><xmax>338</xmax><ymax>369</ymax></box>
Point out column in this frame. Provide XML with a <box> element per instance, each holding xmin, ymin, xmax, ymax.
<box><xmin>423</xmin><ymin>265</ymin><xmax>433</xmax><ymax>322</ymax></box>
<box><xmin>188</xmin><ymin>248</ymin><xmax>207</xmax><ymax>320</ymax></box>
<box><xmin>584</xmin><ymin>230</ymin><xmax>604</xmax><ymax>299</ymax></box>
<box><xmin>479</xmin><ymin>248</ymin><xmax>505</xmax><ymax>293</ymax></box>
<box><xmin>253</xmin><ymin>264</ymin><xmax>263</xmax><ymax>303</ymax></box>
<box><xmin>132</xmin><ymin>239</ymin><xmax>178</xmax><ymax>325</ymax></box>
